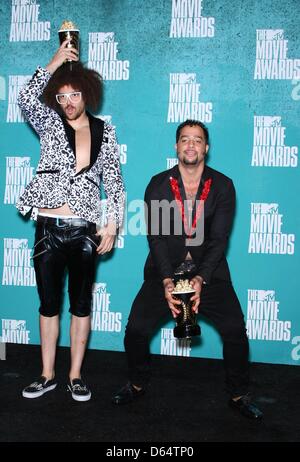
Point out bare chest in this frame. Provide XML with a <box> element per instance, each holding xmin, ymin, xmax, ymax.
<box><xmin>75</xmin><ymin>126</ymin><xmax>91</xmax><ymax>172</ymax></box>
<box><xmin>183</xmin><ymin>182</ymin><xmax>199</xmax><ymax>202</ymax></box>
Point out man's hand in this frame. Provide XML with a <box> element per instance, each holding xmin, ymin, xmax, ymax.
<box><xmin>189</xmin><ymin>275</ymin><xmax>204</xmax><ymax>313</ymax></box>
<box><xmin>96</xmin><ymin>222</ymin><xmax>117</xmax><ymax>255</ymax></box>
<box><xmin>46</xmin><ymin>39</ymin><xmax>79</xmax><ymax>75</ymax></box>
<box><xmin>163</xmin><ymin>278</ymin><xmax>181</xmax><ymax>318</ymax></box>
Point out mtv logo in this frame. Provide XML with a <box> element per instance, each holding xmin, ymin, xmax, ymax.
<box><xmin>263</xmin><ymin>116</ymin><xmax>281</xmax><ymax>127</ymax></box>
<box><xmin>18</xmin><ymin>75</ymin><xmax>31</xmax><ymax>88</ymax></box>
<box><xmin>13</xmin><ymin>239</ymin><xmax>28</xmax><ymax>249</ymax></box>
<box><xmin>167</xmin><ymin>158</ymin><xmax>178</xmax><ymax>169</ymax></box>
<box><xmin>266</xmin><ymin>29</ymin><xmax>284</xmax><ymax>40</ymax></box>
<box><xmin>257</xmin><ymin>290</ymin><xmax>275</xmax><ymax>301</ymax></box>
<box><xmin>179</xmin><ymin>73</ymin><xmax>196</xmax><ymax>84</ymax></box>
<box><xmin>10</xmin><ymin>320</ymin><xmax>26</xmax><ymax>330</ymax></box>
<box><xmin>93</xmin><ymin>283</ymin><xmax>107</xmax><ymax>294</ymax></box>
<box><xmin>14</xmin><ymin>157</ymin><xmax>31</xmax><ymax>167</ymax></box>
<box><xmin>97</xmin><ymin>32</ymin><xmax>115</xmax><ymax>43</ymax></box>
<box><xmin>96</xmin><ymin>114</ymin><xmax>112</xmax><ymax>124</ymax></box>
<box><xmin>260</xmin><ymin>203</ymin><xmax>279</xmax><ymax>215</ymax></box>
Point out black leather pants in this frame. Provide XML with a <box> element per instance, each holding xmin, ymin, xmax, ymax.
<box><xmin>33</xmin><ymin>216</ymin><xmax>100</xmax><ymax>317</ymax></box>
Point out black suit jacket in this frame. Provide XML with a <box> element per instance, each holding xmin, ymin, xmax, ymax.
<box><xmin>143</xmin><ymin>164</ymin><xmax>236</xmax><ymax>284</ymax></box>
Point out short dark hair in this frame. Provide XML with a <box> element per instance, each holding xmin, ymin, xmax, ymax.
<box><xmin>176</xmin><ymin>119</ymin><xmax>209</xmax><ymax>144</ymax></box>
<box><xmin>42</xmin><ymin>62</ymin><xmax>103</xmax><ymax>113</ymax></box>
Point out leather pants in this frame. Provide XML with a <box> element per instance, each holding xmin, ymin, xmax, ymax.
<box><xmin>33</xmin><ymin>216</ymin><xmax>100</xmax><ymax>317</ymax></box>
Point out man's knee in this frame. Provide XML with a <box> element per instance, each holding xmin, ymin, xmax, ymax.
<box><xmin>39</xmin><ymin>303</ymin><xmax>60</xmax><ymax>317</ymax></box>
<box><xmin>125</xmin><ymin>322</ymin><xmax>151</xmax><ymax>341</ymax></box>
<box><xmin>222</xmin><ymin>322</ymin><xmax>248</xmax><ymax>343</ymax></box>
<box><xmin>69</xmin><ymin>303</ymin><xmax>91</xmax><ymax>317</ymax></box>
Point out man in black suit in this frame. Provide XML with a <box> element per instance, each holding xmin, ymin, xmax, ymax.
<box><xmin>112</xmin><ymin>120</ymin><xmax>262</xmax><ymax>419</ymax></box>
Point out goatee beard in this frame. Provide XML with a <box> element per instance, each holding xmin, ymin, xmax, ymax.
<box><xmin>183</xmin><ymin>158</ymin><xmax>198</xmax><ymax>165</ymax></box>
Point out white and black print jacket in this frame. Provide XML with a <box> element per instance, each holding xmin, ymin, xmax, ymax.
<box><xmin>16</xmin><ymin>66</ymin><xmax>125</xmax><ymax>227</ymax></box>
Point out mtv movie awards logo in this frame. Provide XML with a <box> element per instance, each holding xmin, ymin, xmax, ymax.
<box><xmin>2</xmin><ymin>238</ymin><xmax>36</xmax><ymax>286</ymax></box>
<box><xmin>254</xmin><ymin>29</ymin><xmax>300</xmax><ymax>80</ymax></box>
<box><xmin>252</xmin><ymin>116</ymin><xmax>298</xmax><ymax>167</ymax></box>
<box><xmin>248</xmin><ymin>203</ymin><xmax>295</xmax><ymax>254</ymax></box>
<box><xmin>10</xmin><ymin>0</ymin><xmax>51</xmax><ymax>42</ymax></box>
<box><xmin>91</xmin><ymin>283</ymin><xmax>122</xmax><ymax>332</ymax></box>
<box><xmin>0</xmin><ymin>76</ymin><xmax>6</xmax><ymax>101</ymax></box>
<box><xmin>167</xmin><ymin>158</ymin><xmax>178</xmax><ymax>169</ymax></box>
<box><xmin>97</xmin><ymin>115</ymin><xmax>127</xmax><ymax>165</ymax></box>
<box><xmin>246</xmin><ymin>290</ymin><xmax>291</xmax><ymax>341</ymax></box>
<box><xmin>1</xmin><ymin>319</ymin><xmax>30</xmax><ymax>344</ymax></box>
<box><xmin>88</xmin><ymin>32</ymin><xmax>130</xmax><ymax>80</ymax></box>
<box><xmin>167</xmin><ymin>73</ymin><xmax>213</xmax><ymax>123</ymax></box>
<box><xmin>7</xmin><ymin>75</ymin><xmax>30</xmax><ymax>123</ymax></box>
<box><xmin>169</xmin><ymin>0</ymin><xmax>215</xmax><ymax>38</ymax></box>
<box><xmin>4</xmin><ymin>157</ymin><xmax>34</xmax><ymax>205</ymax></box>
<box><xmin>160</xmin><ymin>328</ymin><xmax>191</xmax><ymax>356</ymax></box>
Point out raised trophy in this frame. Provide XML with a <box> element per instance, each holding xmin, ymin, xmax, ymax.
<box><xmin>172</xmin><ymin>278</ymin><xmax>201</xmax><ymax>339</ymax></box>
<box><xmin>58</xmin><ymin>20</ymin><xmax>80</xmax><ymax>65</ymax></box>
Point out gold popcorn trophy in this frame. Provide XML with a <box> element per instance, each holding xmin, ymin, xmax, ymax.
<box><xmin>172</xmin><ymin>279</ymin><xmax>201</xmax><ymax>339</ymax></box>
<box><xmin>58</xmin><ymin>20</ymin><xmax>80</xmax><ymax>68</ymax></box>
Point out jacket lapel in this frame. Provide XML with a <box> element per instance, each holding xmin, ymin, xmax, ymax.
<box><xmin>87</xmin><ymin>112</ymin><xmax>104</xmax><ymax>168</ymax></box>
<box><xmin>61</xmin><ymin>112</ymin><xmax>104</xmax><ymax>170</ymax></box>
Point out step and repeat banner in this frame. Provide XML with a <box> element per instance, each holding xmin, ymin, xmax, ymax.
<box><xmin>0</xmin><ymin>0</ymin><xmax>299</xmax><ymax>366</ymax></box>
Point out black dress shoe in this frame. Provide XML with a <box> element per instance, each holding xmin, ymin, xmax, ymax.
<box><xmin>112</xmin><ymin>382</ymin><xmax>145</xmax><ymax>405</ymax></box>
<box><xmin>229</xmin><ymin>394</ymin><xmax>263</xmax><ymax>420</ymax></box>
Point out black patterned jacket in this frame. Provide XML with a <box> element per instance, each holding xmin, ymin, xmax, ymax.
<box><xmin>16</xmin><ymin>66</ymin><xmax>125</xmax><ymax>226</ymax></box>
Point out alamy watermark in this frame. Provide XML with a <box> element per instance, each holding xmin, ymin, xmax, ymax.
<box><xmin>122</xmin><ymin>198</ymin><xmax>205</xmax><ymax>246</ymax></box>
<box><xmin>291</xmin><ymin>79</ymin><xmax>300</xmax><ymax>101</ymax></box>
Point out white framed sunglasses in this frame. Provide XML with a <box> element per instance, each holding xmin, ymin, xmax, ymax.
<box><xmin>55</xmin><ymin>91</ymin><xmax>82</xmax><ymax>105</ymax></box>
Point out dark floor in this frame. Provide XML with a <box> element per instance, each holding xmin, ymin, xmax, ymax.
<box><xmin>0</xmin><ymin>344</ymin><xmax>299</xmax><ymax>443</ymax></box>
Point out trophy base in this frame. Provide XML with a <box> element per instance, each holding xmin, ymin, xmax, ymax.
<box><xmin>173</xmin><ymin>323</ymin><xmax>201</xmax><ymax>339</ymax></box>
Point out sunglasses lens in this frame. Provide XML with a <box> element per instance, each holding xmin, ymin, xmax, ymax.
<box><xmin>70</xmin><ymin>92</ymin><xmax>81</xmax><ymax>103</ymax></box>
<box><xmin>56</xmin><ymin>93</ymin><xmax>81</xmax><ymax>104</ymax></box>
<box><xmin>57</xmin><ymin>94</ymin><xmax>67</xmax><ymax>104</ymax></box>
